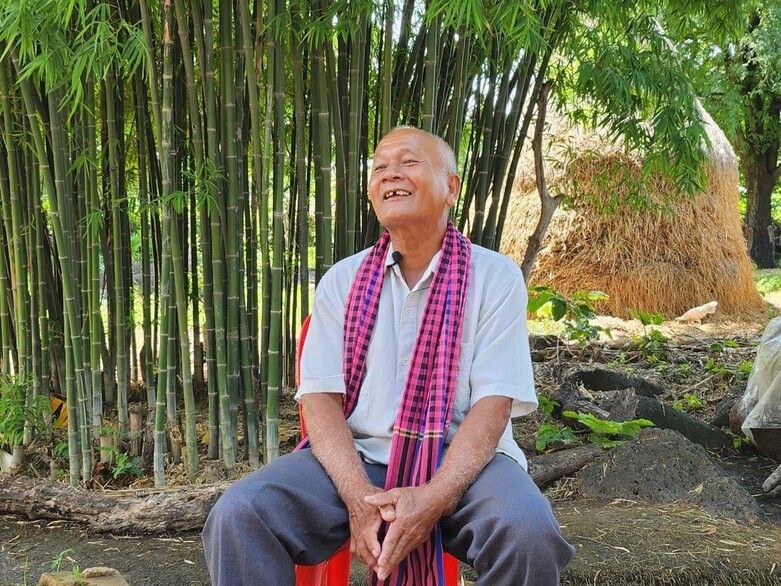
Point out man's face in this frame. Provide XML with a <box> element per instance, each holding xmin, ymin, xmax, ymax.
<box><xmin>368</xmin><ymin>129</ymin><xmax>459</xmax><ymax>231</ymax></box>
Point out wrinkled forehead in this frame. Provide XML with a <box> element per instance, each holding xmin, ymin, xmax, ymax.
<box><xmin>374</xmin><ymin>129</ymin><xmax>439</xmax><ymax>160</ymax></box>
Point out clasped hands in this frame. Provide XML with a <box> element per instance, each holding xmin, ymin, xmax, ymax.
<box><xmin>348</xmin><ymin>483</ymin><xmax>451</xmax><ymax>581</ymax></box>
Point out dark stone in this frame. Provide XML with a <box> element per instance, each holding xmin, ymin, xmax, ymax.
<box><xmin>577</xmin><ymin>428</ymin><xmax>766</xmax><ymax>523</ymax></box>
<box><xmin>569</xmin><ymin>367</ymin><xmax>665</xmax><ymax>397</ymax></box>
<box><xmin>608</xmin><ymin>388</ymin><xmax>639</xmax><ymax>422</ymax></box>
<box><xmin>711</xmin><ymin>385</ymin><xmax>744</xmax><ymax>428</ymax></box>
<box><xmin>635</xmin><ymin>395</ymin><xmax>733</xmax><ymax>450</ymax></box>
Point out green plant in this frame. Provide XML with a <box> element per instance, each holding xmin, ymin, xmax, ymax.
<box><xmin>528</xmin><ymin>286</ymin><xmax>611</xmax><ymax>346</ymax></box>
<box><xmin>111</xmin><ymin>452</ymin><xmax>144</xmax><ymax>479</ymax></box>
<box><xmin>630</xmin><ymin>310</ymin><xmax>665</xmax><ymax>329</ymax></box>
<box><xmin>672</xmin><ymin>392</ymin><xmax>703</xmax><ymax>412</ymax></box>
<box><xmin>537</xmin><ymin>394</ymin><xmax>559</xmax><ymax>423</ymax></box>
<box><xmin>632</xmin><ymin>329</ymin><xmax>672</xmax><ymax>360</ymax></box>
<box><xmin>535</xmin><ymin>423</ymin><xmax>579</xmax><ymax>452</ymax></box>
<box><xmin>51</xmin><ymin>549</ymin><xmax>74</xmax><ymax>572</ymax></box>
<box><xmin>754</xmin><ymin>269</ymin><xmax>781</xmax><ymax>295</ymax></box>
<box><xmin>562</xmin><ymin>410</ymin><xmax>654</xmax><ymax>448</ymax></box>
<box><xmin>737</xmin><ymin>360</ymin><xmax>753</xmax><ymax>380</ymax></box>
<box><xmin>728</xmin><ymin>431</ymin><xmax>749</xmax><ymax>450</ymax></box>
<box><xmin>53</xmin><ymin>442</ymin><xmax>68</xmax><ymax>459</ymax></box>
<box><xmin>0</xmin><ymin>375</ymin><xmax>48</xmax><ymax>451</ymax></box>
<box><xmin>674</xmin><ymin>362</ymin><xmax>693</xmax><ymax>382</ymax></box>
<box><xmin>708</xmin><ymin>339</ymin><xmax>740</xmax><ymax>352</ymax></box>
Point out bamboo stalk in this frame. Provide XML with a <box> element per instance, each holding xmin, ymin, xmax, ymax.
<box><xmin>105</xmin><ymin>68</ymin><xmax>129</xmax><ymax>438</ymax></box>
<box><xmin>238</xmin><ymin>0</ymin><xmax>261</xmax><ymax>467</ymax></box>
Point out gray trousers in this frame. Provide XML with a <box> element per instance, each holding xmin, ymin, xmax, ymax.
<box><xmin>202</xmin><ymin>450</ymin><xmax>575</xmax><ymax>585</ymax></box>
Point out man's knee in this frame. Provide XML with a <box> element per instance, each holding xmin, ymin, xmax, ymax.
<box><xmin>205</xmin><ymin>481</ymin><xmax>262</xmax><ymax>543</ymax></box>
<box><xmin>494</xmin><ymin>498</ymin><xmax>575</xmax><ymax>565</ymax></box>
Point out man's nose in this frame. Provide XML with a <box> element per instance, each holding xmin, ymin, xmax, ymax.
<box><xmin>383</xmin><ymin>162</ymin><xmax>403</xmax><ymax>179</ymax></box>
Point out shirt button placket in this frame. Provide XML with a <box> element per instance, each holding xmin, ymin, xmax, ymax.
<box><xmin>399</xmin><ymin>298</ymin><xmax>416</xmax><ymax>380</ymax></box>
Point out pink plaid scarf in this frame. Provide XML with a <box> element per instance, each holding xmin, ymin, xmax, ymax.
<box><xmin>343</xmin><ymin>221</ymin><xmax>471</xmax><ymax>586</ymax></box>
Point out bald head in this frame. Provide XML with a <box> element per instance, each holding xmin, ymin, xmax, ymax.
<box><xmin>382</xmin><ymin>127</ymin><xmax>458</xmax><ymax>175</ymax></box>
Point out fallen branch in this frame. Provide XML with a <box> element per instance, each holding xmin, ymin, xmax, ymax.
<box><xmin>763</xmin><ymin>463</ymin><xmax>781</xmax><ymax>493</ymax></box>
<box><xmin>528</xmin><ymin>443</ymin><xmax>604</xmax><ymax>487</ymax></box>
<box><xmin>1</xmin><ymin>445</ymin><xmax>605</xmax><ymax>533</ymax></box>
<box><xmin>0</xmin><ymin>474</ymin><xmax>228</xmax><ymax>533</ymax></box>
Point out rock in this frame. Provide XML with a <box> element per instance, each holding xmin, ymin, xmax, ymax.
<box><xmin>569</xmin><ymin>367</ymin><xmax>665</xmax><ymax>397</ymax></box>
<box><xmin>608</xmin><ymin>388</ymin><xmax>638</xmax><ymax>422</ymax></box>
<box><xmin>711</xmin><ymin>386</ymin><xmax>743</xmax><ymax>428</ymax></box>
<box><xmin>577</xmin><ymin>428</ymin><xmax>766</xmax><ymax>523</ymax></box>
<box><xmin>38</xmin><ymin>567</ymin><xmax>128</xmax><ymax>586</ymax></box>
<box><xmin>635</xmin><ymin>395</ymin><xmax>733</xmax><ymax>450</ymax></box>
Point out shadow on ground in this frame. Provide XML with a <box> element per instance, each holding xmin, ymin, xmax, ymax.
<box><xmin>2</xmin><ymin>499</ymin><xmax>780</xmax><ymax>586</ymax></box>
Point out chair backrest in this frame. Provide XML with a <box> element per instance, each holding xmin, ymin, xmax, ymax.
<box><xmin>296</xmin><ymin>315</ymin><xmax>312</xmax><ymax>436</ymax></box>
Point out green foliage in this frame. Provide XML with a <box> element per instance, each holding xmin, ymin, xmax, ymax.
<box><xmin>703</xmin><ymin>356</ymin><xmax>753</xmax><ymax>383</ymax></box>
<box><xmin>556</xmin><ymin>2</ymin><xmax>740</xmax><ymax>200</ymax></box>
<box><xmin>53</xmin><ymin>442</ymin><xmax>68</xmax><ymax>459</ymax></box>
<box><xmin>737</xmin><ymin>360</ymin><xmax>753</xmax><ymax>380</ymax></box>
<box><xmin>0</xmin><ymin>375</ymin><xmax>48</xmax><ymax>451</ymax></box>
<box><xmin>632</xmin><ymin>329</ymin><xmax>673</xmax><ymax>361</ymax></box>
<box><xmin>537</xmin><ymin>393</ymin><xmax>559</xmax><ymax>423</ymax></box>
<box><xmin>528</xmin><ymin>286</ymin><xmax>611</xmax><ymax>345</ymax></box>
<box><xmin>50</xmin><ymin>549</ymin><xmax>74</xmax><ymax>573</ymax></box>
<box><xmin>672</xmin><ymin>392</ymin><xmax>703</xmax><ymax>412</ymax></box>
<box><xmin>535</xmin><ymin>423</ymin><xmax>579</xmax><ymax>452</ymax></box>
<box><xmin>754</xmin><ymin>269</ymin><xmax>781</xmax><ymax>295</ymax></box>
<box><xmin>110</xmin><ymin>452</ymin><xmax>144</xmax><ymax>480</ymax></box>
<box><xmin>562</xmin><ymin>410</ymin><xmax>654</xmax><ymax>448</ymax></box>
<box><xmin>98</xmin><ymin>440</ymin><xmax>144</xmax><ymax>480</ymax></box>
<box><xmin>729</xmin><ymin>431</ymin><xmax>749</xmax><ymax>450</ymax></box>
<box><xmin>708</xmin><ymin>339</ymin><xmax>740</xmax><ymax>351</ymax></box>
<box><xmin>630</xmin><ymin>310</ymin><xmax>665</xmax><ymax>327</ymax></box>
<box><xmin>674</xmin><ymin>362</ymin><xmax>693</xmax><ymax>382</ymax></box>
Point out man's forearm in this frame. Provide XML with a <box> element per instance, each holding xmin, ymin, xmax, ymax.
<box><xmin>427</xmin><ymin>395</ymin><xmax>513</xmax><ymax>513</ymax></box>
<box><xmin>301</xmin><ymin>393</ymin><xmax>372</xmax><ymax>506</ymax></box>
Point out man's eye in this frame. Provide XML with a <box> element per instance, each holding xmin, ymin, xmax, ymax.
<box><xmin>373</xmin><ymin>165</ymin><xmax>386</xmax><ymax>172</ymax></box>
<box><xmin>402</xmin><ymin>159</ymin><xmax>418</xmax><ymax>165</ymax></box>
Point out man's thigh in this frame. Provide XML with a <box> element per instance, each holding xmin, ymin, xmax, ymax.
<box><xmin>210</xmin><ymin>449</ymin><xmax>338</xmax><ymax>565</ymax></box>
<box><xmin>440</xmin><ymin>454</ymin><xmax>561</xmax><ymax>561</ymax></box>
<box><xmin>210</xmin><ymin>448</ymin><xmax>386</xmax><ymax>565</ymax></box>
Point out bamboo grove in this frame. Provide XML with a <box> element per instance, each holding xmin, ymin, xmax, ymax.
<box><xmin>0</xmin><ymin>0</ymin><xmax>741</xmax><ymax>485</ymax></box>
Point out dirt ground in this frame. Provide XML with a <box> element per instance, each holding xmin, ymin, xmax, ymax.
<box><xmin>2</xmin><ymin>311</ymin><xmax>781</xmax><ymax>585</ymax></box>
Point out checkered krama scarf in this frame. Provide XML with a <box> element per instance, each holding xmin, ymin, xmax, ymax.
<box><xmin>343</xmin><ymin>221</ymin><xmax>471</xmax><ymax>586</ymax></box>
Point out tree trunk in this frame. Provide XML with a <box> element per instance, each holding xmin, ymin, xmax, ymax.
<box><xmin>521</xmin><ymin>81</ymin><xmax>561</xmax><ymax>282</ymax></box>
<box><xmin>742</xmin><ymin>153</ymin><xmax>780</xmax><ymax>268</ymax></box>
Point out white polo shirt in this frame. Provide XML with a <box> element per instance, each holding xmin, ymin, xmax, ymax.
<box><xmin>296</xmin><ymin>242</ymin><xmax>537</xmax><ymax>470</ymax></box>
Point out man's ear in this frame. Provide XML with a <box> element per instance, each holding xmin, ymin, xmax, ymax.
<box><xmin>445</xmin><ymin>173</ymin><xmax>461</xmax><ymax>208</ymax></box>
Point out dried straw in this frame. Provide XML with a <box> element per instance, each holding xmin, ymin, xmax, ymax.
<box><xmin>501</xmin><ymin>106</ymin><xmax>765</xmax><ymax>318</ymax></box>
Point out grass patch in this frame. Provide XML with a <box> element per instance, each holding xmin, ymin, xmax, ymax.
<box><xmin>754</xmin><ymin>269</ymin><xmax>781</xmax><ymax>295</ymax></box>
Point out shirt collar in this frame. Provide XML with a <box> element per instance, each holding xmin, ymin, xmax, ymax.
<box><xmin>384</xmin><ymin>244</ymin><xmax>441</xmax><ymax>291</ymax></box>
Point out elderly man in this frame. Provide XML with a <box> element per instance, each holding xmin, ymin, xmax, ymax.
<box><xmin>203</xmin><ymin>127</ymin><xmax>575</xmax><ymax>585</ymax></box>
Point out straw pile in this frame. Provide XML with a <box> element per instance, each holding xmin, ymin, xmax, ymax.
<box><xmin>501</xmin><ymin>106</ymin><xmax>765</xmax><ymax>318</ymax></box>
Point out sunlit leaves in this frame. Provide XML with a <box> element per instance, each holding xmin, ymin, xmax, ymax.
<box><xmin>558</xmin><ymin>4</ymin><xmax>718</xmax><ymax>196</ymax></box>
<box><xmin>0</xmin><ymin>0</ymin><xmax>144</xmax><ymax>119</ymax></box>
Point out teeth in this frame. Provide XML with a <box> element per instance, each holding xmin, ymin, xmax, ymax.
<box><xmin>384</xmin><ymin>190</ymin><xmax>411</xmax><ymax>200</ymax></box>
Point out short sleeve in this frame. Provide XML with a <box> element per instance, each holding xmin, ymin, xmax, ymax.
<box><xmin>295</xmin><ymin>271</ymin><xmax>346</xmax><ymax>399</ymax></box>
<box><xmin>469</xmin><ymin>272</ymin><xmax>537</xmax><ymax>417</ymax></box>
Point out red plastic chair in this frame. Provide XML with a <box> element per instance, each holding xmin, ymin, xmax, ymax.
<box><xmin>294</xmin><ymin>315</ymin><xmax>459</xmax><ymax>585</ymax></box>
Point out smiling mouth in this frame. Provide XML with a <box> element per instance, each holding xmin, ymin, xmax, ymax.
<box><xmin>383</xmin><ymin>189</ymin><xmax>412</xmax><ymax>200</ymax></box>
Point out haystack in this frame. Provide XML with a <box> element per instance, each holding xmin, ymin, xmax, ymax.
<box><xmin>501</xmin><ymin>106</ymin><xmax>765</xmax><ymax>318</ymax></box>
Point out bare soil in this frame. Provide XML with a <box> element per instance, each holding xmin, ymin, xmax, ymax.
<box><xmin>2</xmin><ymin>312</ymin><xmax>781</xmax><ymax>585</ymax></box>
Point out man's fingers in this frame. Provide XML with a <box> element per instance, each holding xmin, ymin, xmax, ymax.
<box><xmin>376</xmin><ymin>523</ymin><xmax>405</xmax><ymax>578</ymax></box>
<box><xmin>379</xmin><ymin>504</ymin><xmax>396</xmax><ymax>522</ymax></box>
<box><xmin>365</xmin><ymin>488</ymin><xmax>402</xmax><ymax>506</ymax></box>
